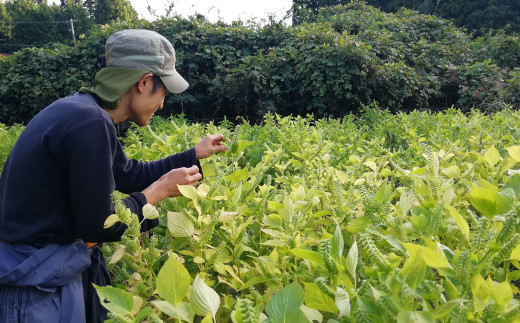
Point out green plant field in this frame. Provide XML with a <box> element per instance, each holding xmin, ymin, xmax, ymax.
<box><xmin>92</xmin><ymin>108</ymin><xmax>520</xmax><ymax>323</ymax></box>
<box><xmin>4</xmin><ymin>107</ymin><xmax>520</xmax><ymax>322</ymax></box>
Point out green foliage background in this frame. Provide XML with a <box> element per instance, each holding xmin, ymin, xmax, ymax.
<box><xmin>1</xmin><ymin>3</ymin><xmax>519</xmax><ymax>125</ymax></box>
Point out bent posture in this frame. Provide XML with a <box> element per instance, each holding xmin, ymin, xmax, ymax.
<box><xmin>0</xmin><ymin>29</ymin><xmax>227</xmax><ymax>322</ymax></box>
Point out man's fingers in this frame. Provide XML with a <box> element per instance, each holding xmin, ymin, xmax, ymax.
<box><xmin>186</xmin><ymin>165</ymin><xmax>200</xmax><ymax>174</ymax></box>
<box><xmin>189</xmin><ymin>172</ymin><xmax>203</xmax><ymax>182</ymax></box>
<box><xmin>215</xmin><ymin>144</ymin><xmax>228</xmax><ymax>152</ymax></box>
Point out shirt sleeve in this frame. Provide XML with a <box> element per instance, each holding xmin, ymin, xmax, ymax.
<box><xmin>112</xmin><ymin>143</ymin><xmax>202</xmax><ymax>194</ymax></box>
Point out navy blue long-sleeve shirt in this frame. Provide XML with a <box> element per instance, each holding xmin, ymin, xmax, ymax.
<box><xmin>0</xmin><ymin>93</ymin><xmax>200</xmax><ymax>245</ymax></box>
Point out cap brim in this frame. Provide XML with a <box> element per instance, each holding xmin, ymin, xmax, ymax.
<box><xmin>160</xmin><ymin>70</ymin><xmax>189</xmax><ymax>94</ymax></box>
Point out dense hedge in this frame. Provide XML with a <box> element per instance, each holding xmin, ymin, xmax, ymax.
<box><xmin>0</xmin><ymin>3</ymin><xmax>519</xmax><ymax>125</ymax></box>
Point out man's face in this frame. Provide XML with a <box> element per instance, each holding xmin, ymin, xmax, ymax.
<box><xmin>129</xmin><ymin>75</ymin><xmax>168</xmax><ymax>126</ymax></box>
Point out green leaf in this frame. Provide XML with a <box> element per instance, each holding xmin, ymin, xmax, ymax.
<box><xmin>230</xmin><ymin>182</ymin><xmax>242</xmax><ymax>205</ymax></box>
<box><xmin>266</xmin><ymin>282</ymin><xmax>305</xmax><ymax>323</ymax></box>
<box><xmin>335</xmin><ymin>287</ymin><xmax>350</xmax><ymax>318</ymax></box>
<box><xmin>330</xmin><ymin>225</ymin><xmax>344</xmax><ymax>261</ymax></box>
<box><xmin>225</xmin><ymin>168</ymin><xmax>249</xmax><ymax>184</ymax></box>
<box><xmin>201</xmin><ymin>313</ymin><xmax>213</xmax><ymax>323</ymax></box>
<box><xmin>94</xmin><ymin>284</ymin><xmax>134</xmax><ymax>316</ymax></box>
<box><xmin>400</xmin><ymin>255</ymin><xmax>426</xmax><ymax>290</ymax></box>
<box><xmin>411</xmin><ymin>213</ymin><xmax>429</xmax><ymax>233</ymax></box>
<box><xmin>201</xmin><ymin>162</ymin><xmax>217</xmax><ymax>178</ymax></box>
<box><xmin>290</xmin><ymin>248</ymin><xmax>325</xmax><ymax>267</ymax></box>
<box><xmin>167</xmin><ymin>211</ymin><xmax>195</xmax><ymax>238</ymax></box>
<box><xmin>396</xmin><ymin>311</ymin><xmax>434</xmax><ymax>323</ymax></box>
<box><xmin>471</xmin><ymin>274</ymin><xmax>491</xmax><ymax>312</ymax></box>
<box><xmin>152</xmin><ymin>301</ymin><xmax>193</xmax><ymax>322</ymax></box>
<box><xmin>346</xmin><ymin>216</ymin><xmax>371</xmax><ymax>233</ymax></box>
<box><xmin>469</xmin><ymin>185</ymin><xmax>498</xmax><ymax>218</ymax></box>
<box><xmin>496</xmin><ymin>188</ymin><xmax>516</xmax><ymax>214</ymax></box>
<box><xmin>303</xmin><ymin>282</ymin><xmax>338</xmax><ymax>313</ymax></box>
<box><xmin>444</xmin><ymin>204</ymin><xmax>469</xmax><ymax>241</ymax></box>
<box><xmin>135</xmin><ymin>306</ymin><xmax>155</xmax><ymax>322</ymax></box>
<box><xmin>108</xmin><ymin>244</ymin><xmax>126</xmax><ymax>265</ymax></box>
<box><xmin>504</xmin><ymin>174</ymin><xmax>520</xmax><ymax>198</ymax></box>
<box><xmin>485</xmin><ymin>146</ymin><xmax>501</xmax><ymax>166</ymax></box>
<box><xmin>506</xmin><ymin>145</ymin><xmax>520</xmax><ymax>162</ymax></box>
<box><xmin>402</xmin><ymin>243</ymin><xmax>450</xmax><ymax>269</ymax></box>
<box><xmin>190</xmin><ymin>275</ymin><xmax>220</xmax><ymax>319</ymax></box>
<box><xmin>441</xmin><ymin>166</ymin><xmax>460</xmax><ymax>179</ymax></box>
<box><xmin>399</xmin><ymin>191</ymin><xmax>411</xmax><ymax>217</ymax></box>
<box><xmin>375</xmin><ymin>182</ymin><xmax>392</xmax><ymax>203</ymax></box>
<box><xmin>156</xmin><ymin>254</ymin><xmax>191</xmax><ymax>306</ymax></box>
<box><xmin>142</xmin><ymin>203</ymin><xmax>160</xmax><ymax>220</ymax></box>
<box><xmin>104</xmin><ymin>214</ymin><xmax>120</xmax><ymax>229</ymax></box>
<box><xmin>509</xmin><ymin>244</ymin><xmax>520</xmax><ymax>261</ymax></box>
<box><xmin>432</xmin><ymin>299</ymin><xmax>467</xmax><ymax>319</ymax></box>
<box><xmin>300</xmin><ymin>304</ymin><xmax>323</xmax><ymax>323</ymax></box>
<box><xmin>345</xmin><ymin>241</ymin><xmax>358</xmax><ymax>281</ymax></box>
<box><xmin>491</xmin><ymin>282</ymin><xmax>513</xmax><ymax>307</ymax></box>
<box><xmin>178</xmin><ymin>184</ymin><xmax>199</xmax><ymax>200</ymax></box>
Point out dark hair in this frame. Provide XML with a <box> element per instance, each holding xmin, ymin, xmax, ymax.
<box><xmin>151</xmin><ymin>75</ymin><xmax>166</xmax><ymax>94</ymax></box>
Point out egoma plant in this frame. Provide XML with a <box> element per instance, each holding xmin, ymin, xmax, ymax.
<box><xmin>91</xmin><ymin>109</ymin><xmax>520</xmax><ymax>323</ymax></box>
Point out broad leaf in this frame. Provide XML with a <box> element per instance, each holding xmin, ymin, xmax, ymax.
<box><xmin>178</xmin><ymin>184</ymin><xmax>199</xmax><ymax>200</ymax></box>
<box><xmin>303</xmin><ymin>282</ymin><xmax>338</xmax><ymax>313</ymax></box>
<box><xmin>167</xmin><ymin>211</ymin><xmax>195</xmax><ymax>238</ymax></box>
<box><xmin>335</xmin><ymin>287</ymin><xmax>350</xmax><ymax>318</ymax></box>
<box><xmin>469</xmin><ymin>185</ymin><xmax>498</xmax><ymax>218</ymax></box>
<box><xmin>491</xmin><ymin>282</ymin><xmax>513</xmax><ymax>307</ymax></box>
<box><xmin>142</xmin><ymin>203</ymin><xmax>160</xmax><ymax>220</ymax></box>
<box><xmin>266</xmin><ymin>282</ymin><xmax>305</xmax><ymax>323</ymax></box>
<box><xmin>156</xmin><ymin>253</ymin><xmax>191</xmax><ymax>305</ymax></box>
<box><xmin>290</xmin><ymin>248</ymin><xmax>325</xmax><ymax>267</ymax></box>
<box><xmin>345</xmin><ymin>241</ymin><xmax>358</xmax><ymax>281</ymax></box>
<box><xmin>471</xmin><ymin>274</ymin><xmax>491</xmax><ymax>312</ymax></box>
<box><xmin>506</xmin><ymin>145</ymin><xmax>520</xmax><ymax>162</ymax></box>
<box><xmin>94</xmin><ymin>284</ymin><xmax>134</xmax><ymax>316</ymax></box>
<box><xmin>396</xmin><ymin>311</ymin><xmax>434</xmax><ymax>323</ymax></box>
<box><xmin>484</xmin><ymin>146</ymin><xmax>501</xmax><ymax>166</ymax></box>
<box><xmin>330</xmin><ymin>225</ymin><xmax>344</xmax><ymax>261</ymax></box>
<box><xmin>444</xmin><ymin>204</ymin><xmax>469</xmax><ymax>241</ymax></box>
<box><xmin>190</xmin><ymin>275</ymin><xmax>220</xmax><ymax>319</ymax></box>
<box><xmin>104</xmin><ymin>214</ymin><xmax>120</xmax><ymax>229</ymax></box>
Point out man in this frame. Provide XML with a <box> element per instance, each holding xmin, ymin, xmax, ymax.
<box><xmin>0</xmin><ymin>29</ymin><xmax>227</xmax><ymax>322</ymax></box>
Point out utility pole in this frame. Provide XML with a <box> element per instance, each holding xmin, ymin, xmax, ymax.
<box><xmin>70</xmin><ymin>18</ymin><xmax>76</xmax><ymax>46</ymax></box>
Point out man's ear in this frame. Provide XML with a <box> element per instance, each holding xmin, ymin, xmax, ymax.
<box><xmin>136</xmin><ymin>73</ymin><xmax>154</xmax><ymax>93</ymax></box>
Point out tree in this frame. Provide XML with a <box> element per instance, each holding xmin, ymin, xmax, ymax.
<box><xmin>5</xmin><ymin>0</ymin><xmax>61</xmax><ymax>50</ymax></box>
<box><xmin>83</xmin><ymin>0</ymin><xmax>95</xmax><ymax>18</ymax></box>
<box><xmin>292</xmin><ymin>0</ymin><xmax>349</xmax><ymax>24</ymax></box>
<box><xmin>0</xmin><ymin>3</ymin><xmax>13</xmax><ymax>52</ymax></box>
<box><xmin>94</xmin><ymin>0</ymin><xmax>137</xmax><ymax>24</ymax></box>
<box><xmin>364</xmin><ymin>0</ymin><xmax>520</xmax><ymax>32</ymax></box>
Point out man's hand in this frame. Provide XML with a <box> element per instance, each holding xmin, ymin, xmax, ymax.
<box><xmin>142</xmin><ymin>166</ymin><xmax>202</xmax><ymax>205</ymax></box>
<box><xmin>195</xmin><ymin>134</ymin><xmax>228</xmax><ymax>159</ymax></box>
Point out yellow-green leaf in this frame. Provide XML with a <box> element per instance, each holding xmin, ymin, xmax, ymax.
<box><xmin>441</xmin><ymin>165</ymin><xmax>460</xmax><ymax>178</ymax></box>
<box><xmin>469</xmin><ymin>185</ymin><xmax>498</xmax><ymax>218</ymax></box>
<box><xmin>303</xmin><ymin>282</ymin><xmax>338</xmax><ymax>313</ymax></box>
<box><xmin>471</xmin><ymin>274</ymin><xmax>491</xmax><ymax>312</ymax></box>
<box><xmin>104</xmin><ymin>214</ymin><xmax>120</xmax><ymax>229</ymax></box>
<box><xmin>178</xmin><ymin>184</ymin><xmax>199</xmax><ymax>200</ymax></box>
<box><xmin>506</xmin><ymin>145</ymin><xmax>520</xmax><ymax>162</ymax></box>
<box><xmin>444</xmin><ymin>204</ymin><xmax>469</xmax><ymax>241</ymax></box>
<box><xmin>484</xmin><ymin>146</ymin><xmax>501</xmax><ymax>166</ymax></box>
<box><xmin>156</xmin><ymin>253</ymin><xmax>191</xmax><ymax>306</ymax></box>
<box><xmin>492</xmin><ymin>282</ymin><xmax>513</xmax><ymax>307</ymax></box>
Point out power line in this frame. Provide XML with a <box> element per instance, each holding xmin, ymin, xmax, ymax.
<box><xmin>11</xmin><ymin>20</ymin><xmax>78</xmax><ymax>24</ymax></box>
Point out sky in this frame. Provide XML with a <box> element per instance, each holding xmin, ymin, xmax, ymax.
<box><xmin>132</xmin><ymin>0</ymin><xmax>293</xmax><ymax>24</ymax></box>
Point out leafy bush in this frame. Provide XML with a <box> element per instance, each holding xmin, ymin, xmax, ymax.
<box><xmin>0</xmin><ymin>3</ymin><xmax>519</xmax><ymax>125</ymax></box>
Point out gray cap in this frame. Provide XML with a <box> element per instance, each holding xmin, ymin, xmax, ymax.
<box><xmin>105</xmin><ymin>29</ymin><xmax>189</xmax><ymax>94</ymax></box>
